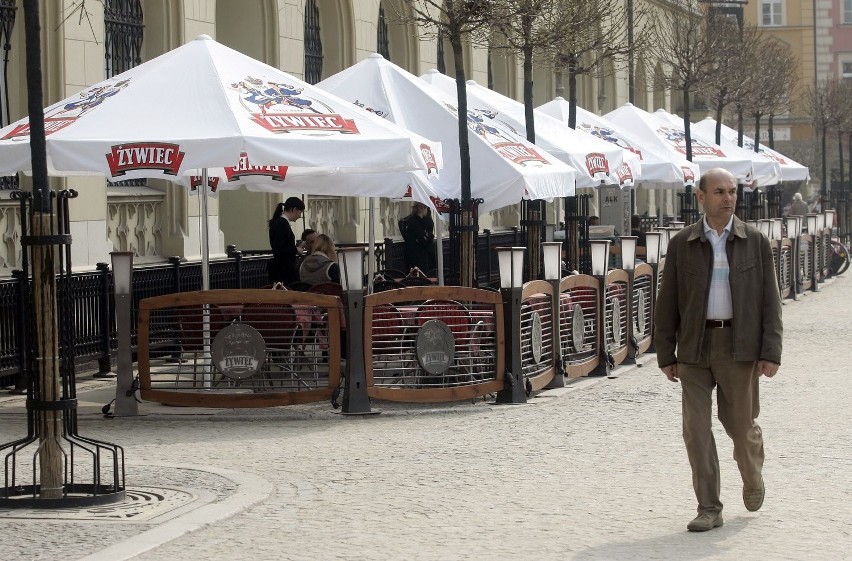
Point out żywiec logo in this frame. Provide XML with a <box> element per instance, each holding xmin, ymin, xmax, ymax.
<box><xmin>106</xmin><ymin>143</ymin><xmax>185</xmax><ymax>177</ymax></box>
<box><xmin>681</xmin><ymin>166</ymin><xmax>696</xmax><ymax>183</ymax></box>
<box><xmin>615</xmin><ymin>162</ymin><xmax>634</xmax><ymax>185</ymax></box>
<box><xmin>223</xmin><ymin>153</ymin><xmax>288</xmax><ymax>182</ymax></box>
<box><xmin>231</xmin><ymin>76</ymin><xmax>359</xmax><ymax>135</ymax></box>
<box><xmin>3</xmin><ymin>79</ymin><xmax>131</xmax><ymax>140</ymax></box>
<box><xmin>585</xmin><ymin>153</ymin><xmax>610</xmax><ymax>176</ymax></box>
<box><xmin>420</xmin><ymin>143</ymin><xmax>439</xmax><ymax>175</ymax></box>
<box><xmin>494</xmin><ymin>142</ymin><xmax>549</xmax><ymax>166</ymax></box>
<box><xmin>190</xmin><ymin>176</ymin><xmax>220</xmax><ymax>193</ymax></box>
<box><xmin>658</xmin><ymin>126</ymin><xmax>724</xmax><ymax>158</ymax></box>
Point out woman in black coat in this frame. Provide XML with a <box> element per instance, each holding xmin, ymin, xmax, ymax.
<box><xmin>267</xmin><ymin>196</ymin><xmax>305</xmax><ymax>285</ymax></box>
<box><xmin>400</xmin><ymin>202</ymin><xmax>435</xmax><ymax>274</ymax></box>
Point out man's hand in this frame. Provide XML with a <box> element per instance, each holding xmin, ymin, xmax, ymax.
<box><xmin>661</xmin><ymin>364</ymin><xmax>679</xmax><ymax>383</ymax></box>
<box><xmin>757</xmin><ymin>360</ymin><xmax>780</xmax><ymax>378</ymax></box>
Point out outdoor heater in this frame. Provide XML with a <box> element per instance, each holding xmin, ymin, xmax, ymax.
<box><xmin>496</xmin><ymin>247</ymin><xmax>527</xmax><ymax>404</ymax></box>
<box><xmin>110</xmin><ymin>251</ymin><xmax>138</xmax><ymax>417</ymax></box>
<box><xmin>542</xmin><ymin>241</ymin><xmax>565</xmax><ymax>388</ymax></box>
<box><xmin>589</xmin><ymin>239</ymin><xmax>612</xmax><ymax>377</ymax></box>
<box><xmin>337</xmin><ymin>246</ymin><xmax>374</xmax><ymax>415</ymax></box>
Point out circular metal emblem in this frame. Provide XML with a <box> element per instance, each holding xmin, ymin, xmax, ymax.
<box><xmin>530</xmin><ymin>311</ymin><xmax>543</xmax><ymax>364</ymax></box>
<box><xmin>571</xmin><ymin>303</ymin><xmax>588</xmax><ymax>352</ymax></box>
<box><xmin>608</xmin><ymin>297</ymin><xmax>623</xmax><ymax>346</ymax></box>
<box><xmin>416</xmin><ymin>320</ymin><xmax>456</xmax><ymax>375</ymax></box>
<box><xmin>634</xmin><ymin>289</ymin><xmax>647</xmax><ymax>336</ymax></box>
<box><xmin>211</xmin><ymin>323</ymin><xmax>266</xmax><ymax>380</ymax></box>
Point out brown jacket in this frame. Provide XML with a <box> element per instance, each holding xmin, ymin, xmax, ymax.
<box><xmin>653</xmin><ymin>216</ymin><xmax>783</xmax><ymax>367</ymax></box>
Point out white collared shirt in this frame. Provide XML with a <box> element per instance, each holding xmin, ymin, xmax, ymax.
<box><xmin>703</xmin><ymin>216</ymin><xmax>734</xmax><ymax>320</ymax></box>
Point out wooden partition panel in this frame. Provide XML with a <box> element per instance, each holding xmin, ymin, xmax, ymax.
<box><xmin>558</xmin><ymin>275</ymin><xmax>601</xmax><ymax>378</ymax></box>
<box><xmin>604</xmin><ymin>269</ymin><xmax>630</xmax><ymax>367</ymax></box>
<box><xmin>520</xmin><ymin>280</ymin><xmax>556</xmax><ymax>392</ymax></box>
<box><xmin>363</xmin><ymin>286</ymin><xmax>504</xmax><ymax>403</ymax></box>
<box><xmin>137</xmin><ymin>289</ymin><xmax>342</xmax><ymax>408</ymax></box>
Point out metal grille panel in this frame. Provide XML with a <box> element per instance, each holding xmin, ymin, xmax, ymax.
<box><xmin>559</xmin><ymin>287</ymin><xmax>598</xmax><ymax>365</ymax></box>
<box><xmin>632</xmin><ymin>273</ymin><xmax>653</xmax><ymax>343</ymax></box>
<box><xmin>520</xmin><ymin>294</ymin><xmax>553</xmax><ymax>379</ymax></box>
<box><xmin>367</xmin><ymin>298</ymin><xmax>499</xmax><ymax>389</ymax></box>
<box><xmin>605</xmin><ymin>282</ymin><xmax>629</xmax><ymax>355</ymax></box>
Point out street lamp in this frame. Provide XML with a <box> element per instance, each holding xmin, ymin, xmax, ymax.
<box><xmin>643</xmin><ymin>231</ymin><xmax>661</xmax><ymax>354</ymax></box>
<box><xmin>337</xmin><ymin>246</ymin><xmax>373</xmax><ymax>415</ymax></box>
<box><xmin>589</xmin><ymin>239</ymin><xmax>612</xmax><ymax>377</ymax></box>
<box><xmin>806</xmin><ymin>214</ymin><xmax>818</xmax><ymax>235</ymax></box>
<box><xmin>786</xmin><ymin>215</ymin><xmax>802</xmax><ymax>298</ymax></box>
<box><xmin>825</xmin><ymin>209</ymin><xmax>836</xmax><ymax>234</ymax></box>
<box><xmin>496</xmin><ymin>247</ymin><xmax>527</xmax><ymax>404</ymax></box>
<box><xmin>658</xmin><ymin>229</ymin><xmax>670</xmax><ymax>258</ymax></box>
<box><xmin>619</xmin><ymin>236</ymin><xmax>640</xmax><ymax>366</ymax></box>
<box><xmin>772</xmin><ymin>219</ymin><xmax>783</xmax><ymax>242</ymax></box>
<box><xmin>110</xmin><ymin>251</ymin><xmax>138</xmax><ymax>417</ymax></box>
<box><xmin>758</xmin><ymin>219</ymin><xmax>772</xmax><ymax>239</ymax></box>
<box><xmin>542</xmin><ymin>242</ymin><xmax>565</xmax><ymax>389</ymax></box>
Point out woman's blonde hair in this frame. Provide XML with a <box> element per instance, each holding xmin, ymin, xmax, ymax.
<box><xmin>311</xmin><ymin>233</ymin><xmax>337</xmax><ymax>262</ymax></box>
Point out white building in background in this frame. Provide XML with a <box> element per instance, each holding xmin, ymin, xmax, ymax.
<box><xmin>0</xmin><ymin>0</ymin><xmax>678</xmax><ymax>277</ymax></box>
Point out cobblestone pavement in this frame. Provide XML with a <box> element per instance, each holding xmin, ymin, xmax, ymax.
<box><xmin>0</xmin><ymin>277</ymin><xmax>850</xmax><ymax>561</ymax></box>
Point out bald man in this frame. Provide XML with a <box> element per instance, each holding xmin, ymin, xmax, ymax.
<box><xmin>654</xmin><ymin>168</ymin><xmax>783</xmax><ymax>532</ymax></box>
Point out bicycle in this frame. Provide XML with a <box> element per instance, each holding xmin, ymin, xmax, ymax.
<box><xmin>829</xmin><ymin>238</ymin><xmax>850</xmax><ymax>276</ymax></box>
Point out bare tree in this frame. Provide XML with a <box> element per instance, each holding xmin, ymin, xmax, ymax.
<box><xmin>701</xmin><ymin>20</ymin><xmax>762</xmax><ymax>144</ymax></box>
<box><xmin>646</xmin><ymin>0</ymin><xmax>719</xmax><ymax>161</ymax></box>
<box><xmin>401</xmin><ymin>0</ymin><xmax>495</xmax><ymax>287</ymax></box>
<box><xmin>549</xmin><ymin>0</ymin><xmax>638</xmax><ymax>129</ymax></box>
<box><xmin>742</xmin><ymin>37</ymin><xmax>797</xmax><ymax>154</ymax></box>
<box><xmin>804</xmin><ymin>79</ymin><xmax>847</xmax><ymax>197</ymax></box>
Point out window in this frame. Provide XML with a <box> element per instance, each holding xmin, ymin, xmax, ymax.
<box><xmin>304</xmin><ymin>0</ymin><xmax>323</xmax><ymax>85</ymax></box>
<box><xmin>0</xmin><ymin>0</ymin><xmax>17</xmax><ymax>190</ymax></box>
<box><xmin>845</xmin><ymin>0</ymin><xmax>852</xmax><ymax>24</ymax></box>
<box><xmin>842</xmin><ymin>61</ymin><xmax>852</xmax><ymax>82</ymax></box>
<box><xmin>760</xmin><ymin>0</ymin><xmax>783</xmax><ymax>26</ymax></box>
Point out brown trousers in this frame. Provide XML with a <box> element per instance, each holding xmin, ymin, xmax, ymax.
<box><xmin>679</xmin><ymin>327</ymin><xmax>764</xmax><ymax>515</ymax></box>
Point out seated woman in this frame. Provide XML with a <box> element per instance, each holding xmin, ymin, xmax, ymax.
<box><xmin>299</xmin><ymin>234</ymin><xmax>341</xmax><ymax>286</ymax></box>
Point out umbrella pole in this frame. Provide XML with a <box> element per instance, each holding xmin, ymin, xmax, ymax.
<box><xmin>436</xmin><ymin>217</ymin><xmax>444</xmax><ymax>285</ymax></box>
<box><xmin>201</xmin><ymin>168</ymin><xmax>211</xmax><ymax>291</ymax></box>
<box><xmin>368</xmin><ymin>197</ymin><xmax>375</xmax><ymax>294</ymax></box>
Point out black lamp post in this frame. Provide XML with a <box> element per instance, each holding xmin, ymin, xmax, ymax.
<box><xmin>337</xmin><ymin>246</ymin><xmax>375</xmax><ymax>415</ymax></box>
<box><xmin>110</xmin><ymin>251</ymin><xmax>138</xmax><ymax>417</ymax></box>
<box><xmin>619</xmin><ymin>236</ymin><xmax>639</xmax><ymax>366</ymax></box>
<box><xmin>542</xmin><ymin>241</ymin><xmax>565</xmax><ymax>388</ymax></box>
<box><xmin>589</xmin><ymin>239</ymin><xmax>612</xmax><ymax>377</ymax></box>
<box><xmin>495</xmin><ymin>246</ymin><xmax>527</xmax><ymax>404</ymax></box>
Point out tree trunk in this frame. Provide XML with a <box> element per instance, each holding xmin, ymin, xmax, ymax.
<box><xmin>839</xmin><ymin>132</ymin><xmax>844</xmax><ymax>188</ymax></box>
<box><xmin>683</xmin><ymin>88</ymin><xmax>693</xmax><ymax>161</ymax></box>
<box><xmin>522</xmin><ymin>40</ymin><xmax>541</xmax><ymax>280</ymax></box>
<box><xmin>714</xmin><ymin>98</ymin><xmax>724</xmax><ymax>145</ymax></box>
<box><xmin>737</xmin><ymin>106</ymin><xmax>744</xmax><ymax>147</ymax></box>
<box><xmin>821</xmin><ymin>127</ymin><xmax>828</xmax><ymax>197</ymax></box>
<box><xmin>753</xmin><ymin>114</ymin><xmax>761</xmax><ymax>153</ymax></box>
<box><xmin>568</xmin><ymin>61</ymin><xmax>578</xmax><ymax>130</ymax></box>
<box><xmin>768</xmin><ymin>113</ymin><xmax>775</xmax><ymax>149</ymax></box>
<box><xmin>24</xmin><ymin>0</ymin><xmax>63</xmax><ymax>499</ymax></box>
<box><xmin>450</xmin><ymin>33</ymin><xmax>475</xmax><ymax>287</ymax></box>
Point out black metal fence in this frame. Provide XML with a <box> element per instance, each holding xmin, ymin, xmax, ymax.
<box><xmin>0</xmin><ymin>231</ymin><xmax>533</xmax><ymax>389</ymax></box>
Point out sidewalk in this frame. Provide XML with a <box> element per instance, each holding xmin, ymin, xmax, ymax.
<box><xmin>0</xmin><ymin>277</ymin><xmax>850</xmax><ymax>561</ymax></box>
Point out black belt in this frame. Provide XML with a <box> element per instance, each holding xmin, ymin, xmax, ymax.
<box><xmin>705</xmin><ymin>319</ymin><xmax>732</xmax><ymax>328</ymax></box>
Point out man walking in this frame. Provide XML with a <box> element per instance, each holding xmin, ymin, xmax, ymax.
<box><xmin>654</xmin><ymin>168</ymin><xmax>783</xmax><ymax>532</ymax></box>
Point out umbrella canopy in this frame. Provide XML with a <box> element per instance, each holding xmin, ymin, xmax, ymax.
<box><xmin>422</xmin><ymin>73</ymin><xmax>640</xmax><ymax>190</ymax></box>
<box><xmin>653</xmin><ymin>109</ymin><xmax>781</xmax><ymax>187</ymax></box>
<box><xmin>605</xmin><ymin>103</ymin><xmax>757</xmax><ymax>184</ymax></box>
<box><xmin>317</xmin><ymin>54</ymin><xmax>577</xmax><ymax>213</ymax></box>
<box><xmin>0</xmin><ymin>35</ymin><xmax>441</xmax><ymax>187</ymax></box>
<box><xmin>691</xmin><ymin>117</ymin><xmax>809</xmax><ymax>182</ymax></box>
<box><xmin>538</xmin><ymin>96</ymin><xmax>698</xmax><ymax>188</ymax></box>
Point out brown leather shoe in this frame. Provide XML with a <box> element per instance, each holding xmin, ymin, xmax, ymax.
<box><xmin>743</xmin><ymin>477</ymin><xmax>765</xmax><ymax>512</ymax></box>
<box><xmin>687</xmin><ymin>512</ymin><xmax>724</xmax><ymax>532</ymax></box>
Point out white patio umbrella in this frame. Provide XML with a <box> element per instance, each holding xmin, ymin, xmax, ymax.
<box><xmin>0</xmin><ymin>35</ymin><xmax>443</xmax><ymax>289</ymax></box>
<box><xmin>605</xmin><ymin>103</ymin><xmax>756</xmax><ymax>184</ymax></box>
<box><xmin>317</xmin><ymin>54</ymin><xmax>578</xmax><ymax>215</ymax></box>
<box><xmin>538</xmin><ymin>96</ymin><xmax>699</xmax><ymax>188</ymax></box>
<box><xmin>691</xmin><ymin>117</ymin><xmax>809</xmax><ymax>182</ymax></box>
<box><xmin>421</xmin><ymin>73</ymin><xmax>640</xmax><ymax>189</ymax></box>
<box><xmin>653</xmin><ymin>109</ymin><xmax>781</xmax><ymax>187</ymax></box>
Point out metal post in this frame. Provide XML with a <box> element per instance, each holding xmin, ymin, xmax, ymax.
<box><xmin>169</xmin><ymin>255</ymin><xmax>182</xmax><ymax>293</ymax></box>
<box><xmin>496</xmin><ymin>285</ymin><xmax>526</xmax><ymax>403</ymax></box>
<box><xmin>110</xmin><ymin>252</ymin><xmax>137</xmax><ymax>417</ymax></box>
<box><xmin>231</xmin><ymin>249</ymin><xmax>243</xmax><ymax>290</ymax></box>
<box><xmin>95</xmin><ymin>262</ymin><xmax>115</xmax><ymax>378</ymax></box>
<box><xmin>11</xmin><ymin>269</ymin><xmax>30</xmax><ymax>394</ymax></box>
<box><xmin>338</xmin><ymin>247</ymin><xmax>375</xmax><ymax>415</ymax></box>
